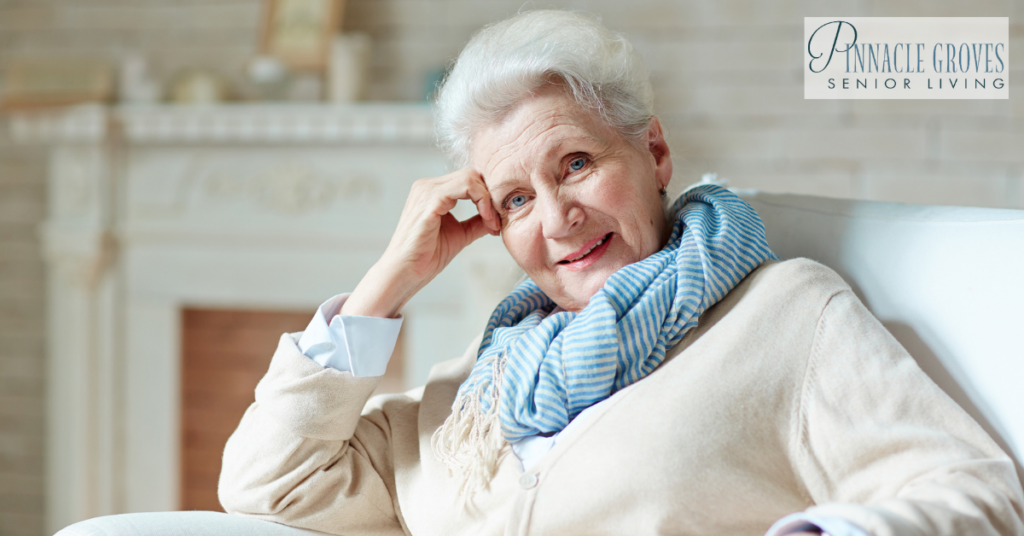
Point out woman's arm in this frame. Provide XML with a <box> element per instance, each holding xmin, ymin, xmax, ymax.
<box><xmin>794</xmin><ymin>290</ymin><xmax>1024</xmax><ymax>536</ymax></box>
<box><xmin>218</xmin><ymin>169</ymin><xmax>497</xmax><ymax>533</ymax></box>
<box><xmin>218</xmin><ymin>333</ymin><xmax>410</xmax><ymax>535</ymax></box>
<box><xmin>341</xmin><ymin>169</ymin><xmax>501</xmax><ymax>318</ymax></box>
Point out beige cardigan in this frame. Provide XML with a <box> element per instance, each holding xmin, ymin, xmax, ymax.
<box><xmin>219</xmin><ymin>259</ymin><xmax>1024</xmax><ymax>536</ymax></box>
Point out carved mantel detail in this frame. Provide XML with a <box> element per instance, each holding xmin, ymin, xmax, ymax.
<box><xmin>203</xmin><ymin>162</ymin><xmax>381</xmax><ymax>215</ymax></box>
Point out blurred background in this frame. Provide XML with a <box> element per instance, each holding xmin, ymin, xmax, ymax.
<box><xmin>0</xmin><ymin>0</ymin><xmax>1020</xmax><ymax>535</ymax></box>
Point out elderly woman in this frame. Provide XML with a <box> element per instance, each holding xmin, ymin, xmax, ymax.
<box><xmin>219</xmin><ymin>10</ymin><xmax>1024</xmax><ymax>536</ymax></box>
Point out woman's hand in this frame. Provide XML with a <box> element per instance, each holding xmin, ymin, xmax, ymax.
<box><xmin>341</xmin><ymin>169</ymin><xmax>502</xmax><ymax>318</ymax></box>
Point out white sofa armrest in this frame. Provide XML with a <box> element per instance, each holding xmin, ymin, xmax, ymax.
<box><xmin>56</xmin><ymin>511</ymin><xmax>332</xmax><ymax>536</ymax></box>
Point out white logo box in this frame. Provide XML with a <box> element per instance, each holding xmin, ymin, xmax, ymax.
<box><xmin>804</xmin><ymin>17</ymin><xmax>1008</xmax><ymax>99</ymax></box>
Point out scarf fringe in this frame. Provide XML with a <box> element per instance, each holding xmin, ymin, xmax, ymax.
<box><xmin>431</xmin><ymin>351</ymin><xmax>509</xmax><ymax>503</ymax></box>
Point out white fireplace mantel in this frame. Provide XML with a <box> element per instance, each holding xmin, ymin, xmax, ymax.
<box><xmin>12</xmin><ymin>103</ymin><xmax>521</xmax><ymax>533</ymax></box>
<box><xmin>12</xmin><ymin>102</ymin><xmax>437</xmax><ymax>144</ymax></box>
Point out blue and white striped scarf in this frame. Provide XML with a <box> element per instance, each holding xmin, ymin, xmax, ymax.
<box><xmin>433</xmin><ymin>184</ymin><xmax>777</xmax><ymax>489</ymax></box>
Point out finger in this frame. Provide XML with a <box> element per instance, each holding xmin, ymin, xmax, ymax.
<box><xmin>422</xmin><ymin>183</ymin><xmax>460</xmax><ymax>218</ymax></box>
<box><xmin>436</xmin><ymin>170</ymin><xmax>501</xmax><ymax>232</ymax></box>
<box><xmin>458</xmin><ymin>214</ymin><xmax>493</xmax><ymax>243</ymax></box>
<box><xmin>460</xmin><ymin>172</ymin><xmax>502</xmax><ymax>232</ymax></box>
<box><xmin>474</xmin><ymin>197</ymin><xmax>500</xmax><ymax>232</ymax></box>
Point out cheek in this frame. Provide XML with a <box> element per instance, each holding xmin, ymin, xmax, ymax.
<box><xmin>502</xmin><ymin>226</ymin><xmax>543</xmax><ymax>273</ymax></box>
<box><xmin>590</xmin><ymin>171</ymin><xmax>652</xmax><ymax>228</ymax></box>
<box><xmin>589</xmin><ymin>169</ymin><xmax>664</xmax><ymax>255</ymax></box>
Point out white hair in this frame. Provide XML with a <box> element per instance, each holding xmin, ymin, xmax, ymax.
<box><xmin>434</xmin><ymin>9</ymin><xmax>655</xmax><ymax>168</ymax></box>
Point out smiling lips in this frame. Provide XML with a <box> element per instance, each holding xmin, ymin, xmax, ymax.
<box><xmin>558</xmin><ymin>233</ymin><xmax>613</xmax><ymax>271</ymax></box>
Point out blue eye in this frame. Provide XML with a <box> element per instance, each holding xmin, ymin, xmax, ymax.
<box><xmin>507</xmin><ymin>194</ymin><xmax>528</xmax><ymax>209</ymax></box>
<box><xmin>569</xmin><ymin>157</ymin><xmax>586</xmax><ymax>171</ymax></box>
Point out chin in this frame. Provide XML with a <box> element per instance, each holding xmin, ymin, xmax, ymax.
<box><xmin>559</xmin><ymin>269</ymin><xmax>620</xmax><ymax>311</ymax></box>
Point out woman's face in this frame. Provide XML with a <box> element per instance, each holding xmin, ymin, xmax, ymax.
<box><xmin>470</xmin><ymin>86</ymin><xmax>673</xmax><ymax>312</ymax></box>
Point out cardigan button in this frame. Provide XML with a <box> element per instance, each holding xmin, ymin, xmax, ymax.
<box><xmin>519</xmin><ymin>473</ymin><xmax>538</xmax><ymax>489</ymax></box>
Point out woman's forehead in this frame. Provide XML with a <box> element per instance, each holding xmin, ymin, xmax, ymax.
<box><xmin>471</xmin><ymin>92</ymin><xmax>615</xmax><ymax>176</ymax></box>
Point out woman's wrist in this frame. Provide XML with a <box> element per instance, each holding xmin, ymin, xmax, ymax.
<box><xmin>340</xmin><ymin>261</ymin><xmax>418</xmax><ymax>319</ymax></box>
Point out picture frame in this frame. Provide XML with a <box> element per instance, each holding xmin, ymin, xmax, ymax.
<box><xmin>260</xmin><ymin>0</ymin><xmax>344</xmax><ymax>72</ymax></box>
<box><xmin>1</xmin><ymin>58</ymin><xmax>114</xmax><ymax>110</ymax></box>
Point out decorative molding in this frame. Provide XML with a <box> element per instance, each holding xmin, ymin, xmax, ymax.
<box><xmin>10</xmin><ymin>103</ymin><xmax>436</xmax><ymax>144</ymax></box>
<box><xmin>203</xmin><ymin>162</ymin><xmax>381</xmax><ymax>215</ymax></box>
<box><xmin>40</xmin><ymin>225</ymin><xmax>117</xmax><ymax>289</ymax></box>
<box><xmin>52</xmin><ymin>147</ymin><xmax>104</xmax><ymax>219</ymax></box>
<box><xmin>207</xmin><ymin>164</ymin><xmax>332</xmax><ymax>214</ymax></box>
<box><xmin>10</xmin><ymin>104</ymin><xmax>109</xmax><ymax>143</ymax></box>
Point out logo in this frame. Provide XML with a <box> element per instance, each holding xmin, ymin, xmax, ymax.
<box><xmin>804</xmin><ymin>17</ymin><xmax>1008</xmax><ymax>99</ymax></box>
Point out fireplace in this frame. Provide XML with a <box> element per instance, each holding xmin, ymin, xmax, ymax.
<box><xmin>12</xmin><ymin>104</ymin><xmax>522</xmax><ymax>533</ymax></box>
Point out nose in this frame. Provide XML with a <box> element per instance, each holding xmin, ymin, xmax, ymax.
<box><xmin>538</xmin><ymin>190</ymin><xmax>583</xmax><ymax>240</ymax></box>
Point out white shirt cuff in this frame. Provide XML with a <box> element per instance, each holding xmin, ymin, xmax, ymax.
<box><xmin>766</xmin><ymin>513</ymin><xmax>869</xmax><ymax>536</ymax></box>
<box><xmin>296</xmin><ymin>293</ymin><xmax>403</xmax><ymax>377</ymax></box>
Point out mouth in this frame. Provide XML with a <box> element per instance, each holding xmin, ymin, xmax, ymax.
<box><xmin>558</xmin><ymin>233</ymin><xmax>613</xmax><ymax>270</ymax></box>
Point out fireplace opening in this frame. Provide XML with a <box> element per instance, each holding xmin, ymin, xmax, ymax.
<box><xmin>180</xmin><ymin>307</ymin><xmax>405</xmax><ymax>511</ymax></box>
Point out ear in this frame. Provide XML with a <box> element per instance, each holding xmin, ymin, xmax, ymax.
<box><xmin>645</xmin><ymin>117</ymin><xmax>672</xmax><ymax>191</ymax></box>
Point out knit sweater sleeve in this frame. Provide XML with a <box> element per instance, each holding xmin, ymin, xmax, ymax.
<box><xmin>217</xmin><ymin>332</ymin><xmax>411</xmax><ymax>536</ymax></box>
<box><xmin>793</xmin><ymin>289</ymin><xmax>1024</xmax><ymax>536</ymax></box>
